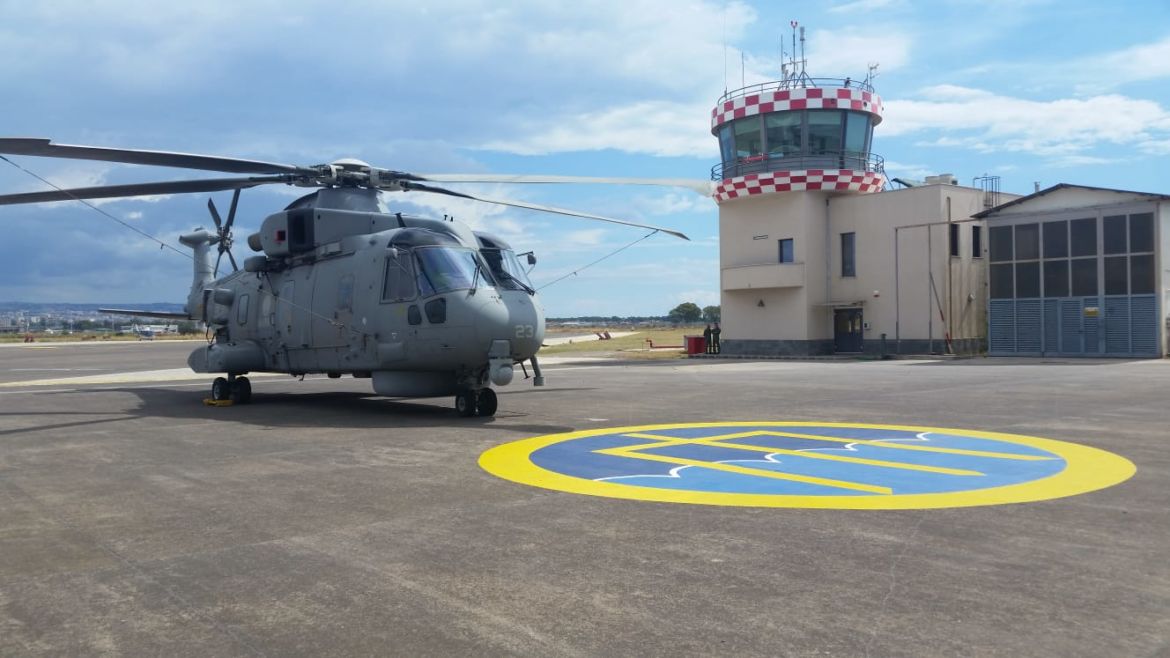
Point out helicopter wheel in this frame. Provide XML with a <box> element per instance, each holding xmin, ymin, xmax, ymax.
<box><xmin>230</xmin><ymin>376</ymin><xmax>252</xmax><ymax>404</ymax></box>
<box><xmin>476</xmin><ymin>388</ymin><xmax>498</xmax><ymax>417</ymax></box>
<box><xmin>211</xmin><ymin>377</ymin><xmax>230</xmax><ymax>401</ymax></box>
<box><xmin>455</xmin><ymin>390</ymin><xmax>478</xmax><ymax>417</ymax></box>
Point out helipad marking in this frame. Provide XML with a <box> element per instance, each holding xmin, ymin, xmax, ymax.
<box><xmin>478</xmin><ymin>422</ymin><xmax>1136</xmax><ymax>509</ymax></box>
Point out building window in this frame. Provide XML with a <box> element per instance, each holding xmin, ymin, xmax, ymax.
<box><xmin>1103</xmin><ymin>215</ymin><xmax>1127</xmax><ymax>255</ymax></box>
<box><xmin>990</xmin><ymin>263</ymin><xmax>1014</xmax><ymax>299</ymax></box>
<box><xmin>841</xmin><ymin>232</ymin><xmax>855</xmax><ymax>277</ymax></box>
<box><xmin>1070</xmin><ymin>218</ymin><xmax>1096</xmax><ymax>257</ymax></box>
<box><xmin>765</xmin><ymin>113</ymin><xmax>801</xmax><ymax>158</ymax></box>
<box><xmin>1104</xmin><ymin>256</ymin><xmax>1128</xmax><ymax>295</ymax></box>
<box><xmin>1042</xmin><ymin>220</ymin><xmax>1068</xmax><ymax>258</ymax></box>
<box><xmin>989</xmin><ymin>225</ymin><xmax>1013</xmax><ymax>262</ymax></box>
<box><xmin>1043</xmin><ymin>260</ymin><xmax>1069</xmax><ymax>297</ymax></box>
<box><xmin>949</xmin><ymin>223</ymin><xmax>960</xmax><ymax>257</ymax></box>
<box><xmin>733</xmin><ymin>115</ymin><xmax>763</xmax><ymax>160</ymax></box>
<box><xmin>1131</xmin><ymin>254</ymin><xmax>1155</xmax><ymax>294</ymax></box>
<box><xmin>972</xmin><ymin>225</ymin><xmax>983</xmax><ymax>258</ymax></box>
<box><xmin>1014</xmin><ymin>223</ymin><xmax>1040</xmax><ymax>260</ymax></box>
<box><xmin>1129</xmin><ymin>213</ymin><xmax>1154</xmax><ymax>252</ymax></box>
<box><xmin>807</xmin><ymin>110</ymin><xmax>844</xmax><ymax>154</ymax></box>
<box><xmin>1015</xmin><ymin>262</ymin><xmax>1040</xmax><ymax>298</ymax></box>
<box><xmin>1071</xmin><ymin>258</ymin><xmax>1098</xmax><ymax>296</ymax></box>
<box><xmin>778</xmin><ymin>238</ymin><xmax>794</xmax><ymax>263</ymax></box>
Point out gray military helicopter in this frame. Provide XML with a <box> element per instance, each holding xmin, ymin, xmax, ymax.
<box><xmin>0</xmin><ymin>139</ymin><xmax>707</xmax><ymax>416</ymax></box>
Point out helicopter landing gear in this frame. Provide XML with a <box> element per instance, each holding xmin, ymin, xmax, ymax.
<box><xmin>230</xmin><ymin>376</ymin><xmax>252</xmax><ymax>404</ymax></box>
<box><xmin>455</xmin><ymin>390</ymin><xmax>477</xmax><ymax>417</ymax></box>
<box><xmin>455</xmin><ymin>388</ymin><xmax>498</xmax><ymax>418</ymax></box>
<box><xmin>211</xmin><ymin>377</ymin><xmax>230</xmax><ymax>401</ymax></box>
<box><xmin>476</xmin><ymin>388</ymin><xmax>498</xmax><ymax>417</ymax></box>
<box><xmin>211</xmin><ymin>375</ymin><xmax>252</xmax><ymax>404</ymax></box>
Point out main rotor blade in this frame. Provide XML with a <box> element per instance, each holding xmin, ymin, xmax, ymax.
<box><xmin>399</xmin><ymin>182</ymin><xmax>689</xmax><ymax>240</ymax></box>
<box><xmin>0</xmin><ymin>176</ymin><xmax>289</xmax><ymax>206</ymax></box>
<box><xmin>0</xmin><ymin>138</ymin><xmax>319</xmax><ymax>176</ymax></box>
<box><xmin>416</xmin><ymin>174</ymin><xmax>715</xmax><ymax>197</ymax></box>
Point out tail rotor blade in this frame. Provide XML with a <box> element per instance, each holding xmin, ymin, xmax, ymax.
<box><xmin>225</xmin><ymin>189</ymin><xmax>240</xmax><ymax>232</ymax></box>
<box><xmin>207</xmin><ymin>198</ymin><xmax>224</xmax><ymax>231</ymax></box>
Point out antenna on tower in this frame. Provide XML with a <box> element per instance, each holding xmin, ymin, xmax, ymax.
<box><xmin>864</xmin><ymin>62</ymin><xmax>880</xmax><ymax>88</ymax></box>
<box><xmin>783</xmin><ymin>20</ymin><xmax>813</xmax><ymax>88</ymax></box>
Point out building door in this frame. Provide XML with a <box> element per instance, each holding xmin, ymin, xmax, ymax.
<box><xmin>834</xmin><ymin>309</ymin><xmax>863</xmax><ymax>353</ymax></box>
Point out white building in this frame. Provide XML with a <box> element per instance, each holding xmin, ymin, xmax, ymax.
<box><xmin>711</xmin><ymin>75</ymin><xmax>1019</xmax><ymax>356</ymax></box>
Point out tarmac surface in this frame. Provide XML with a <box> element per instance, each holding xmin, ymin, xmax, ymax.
<box><xmin>0</xmin><ymin>341</ymin><xmax>1166</xmax><ymax>657</ymax></box>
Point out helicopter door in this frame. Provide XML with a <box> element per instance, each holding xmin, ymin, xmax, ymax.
<box><xmin>277</xmin><ymin>277</ymin><xmax>317</xmax><ymax>372</ymax></box>
<box><xmin>311</xmin><ymin>264</ymin><xmax>354</xmax><ymax>364</ymax></box>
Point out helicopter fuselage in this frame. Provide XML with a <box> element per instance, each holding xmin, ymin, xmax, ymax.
<box><xmin>184</xmin><ymin>189</ymin><xmax>545</xmax><ymax>405</ymax></box>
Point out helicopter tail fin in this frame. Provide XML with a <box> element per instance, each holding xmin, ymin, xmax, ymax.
<box><xmin>178</xmin><ymin>229</ymin><xmax>217</xmax><ymax>321</ymax></box>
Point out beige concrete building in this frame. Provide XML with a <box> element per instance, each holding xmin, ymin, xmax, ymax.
<box><xmin>710</xmin><ymin>76</ymin><xmax>1018</xmax><ymax>356</ymax></box>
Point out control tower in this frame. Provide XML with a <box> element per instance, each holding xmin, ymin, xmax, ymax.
<box><xmin>710</xmin><ymin>27</ymin><xmax>887</xmax><ymax>356</ymax></box>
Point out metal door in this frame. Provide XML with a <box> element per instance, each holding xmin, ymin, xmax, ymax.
<box><xmin>834</xmin><ymin>309</ymin><xmax>863</xmax><ymax>353</ymax></box>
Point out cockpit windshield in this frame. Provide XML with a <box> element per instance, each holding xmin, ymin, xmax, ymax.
<box><xmin>414</xmin><ymin>247</ymin><xmax>496</xmax><ymax>296</ymax></box>
<box><xmin>481</xmin><ymin>248</ymin><xmax>535</xmax><ymax>293</ymax></box>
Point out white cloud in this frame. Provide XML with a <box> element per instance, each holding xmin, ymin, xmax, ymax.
<box><xmin>806</xmin><ymin>27</ymin><xmax>912</xmax><ymax>75</ymax></box>
<box><xmin>478</xmin><ymin>100</ymin><xmax>715</xmax><ymax>157</ymax></box>
<box><xmin>827</xmin><ymin>0</ymin><xmax>906</xmax><ymax>13</ymax></box>
<box><xmin>883</xmin><ymin>85</ymin><xmax>1170</xmax><ymax>159</ymax></box>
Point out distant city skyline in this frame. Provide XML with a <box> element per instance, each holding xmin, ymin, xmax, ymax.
<box><xmin>2</xmin><ymin>1</ymin><xmax>1168</xmax><ymax>316</ymax></box>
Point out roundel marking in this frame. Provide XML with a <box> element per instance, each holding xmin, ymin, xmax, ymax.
<box><xmin>478</xmin><ymin>422</ymin><xmax>1135</xmax><ymax>509</ymax></box>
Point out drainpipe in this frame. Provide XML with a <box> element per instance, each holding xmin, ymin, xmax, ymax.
<box><xmin>946</xmin><ymin>196</ymin><xmax>954</xmax><ymax>351</ymax></box>
<box><xmin>825</xmin><ymin>197</ymin><xmax>832</xmax><ymax>349</ymax></box>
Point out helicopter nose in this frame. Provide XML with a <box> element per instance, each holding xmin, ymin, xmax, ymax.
<box><xmin>480</xmin><ymin>292</ymin><xmax>543</xmax><ymax>359</ymax></box>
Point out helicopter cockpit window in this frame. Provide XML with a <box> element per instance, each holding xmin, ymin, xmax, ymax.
<box><xmin>414</xmin><ymin>247</ymin><xmax>496</xmax><ymax>296</ymax></box>
<box><xmin>480</xmin><ymin>248</ymin><xmax>534</xmax><ymax>292</ymax></box>
<box><xmin>382</xmin><ymin>254</ymin><xmax>417</xmax><ymax>302</ymax></box>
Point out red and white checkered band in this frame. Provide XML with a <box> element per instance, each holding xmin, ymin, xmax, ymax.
<box><xmin>713</xmin><ymin>170</ymin><xmax>886</xmax><ymax>203</ymax></box>
<box><xmin>710</xmin><ymin>88</ymin><xmax>883</xmax><ymax>131</ymax></box>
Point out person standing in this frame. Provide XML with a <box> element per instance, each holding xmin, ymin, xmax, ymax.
<box><xmin>703</xmin><ymin>324</ymin><xmax>713</xmax><ymax>354</ymax></box>
<box><xmin>712</xmin><ymin>322</ymin><xmax>722</xmax><ymax>354</ymax></box>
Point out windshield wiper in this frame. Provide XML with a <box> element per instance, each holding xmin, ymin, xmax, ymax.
<box><xmin>499</xmin><ymin>270</ymin><xmax>535</xmax><ymax>295</ymax></box>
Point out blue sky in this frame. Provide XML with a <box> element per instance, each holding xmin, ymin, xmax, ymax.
<box><xmin>1</xmin><ymin>0</ymin><xmax>1167</xmax><ymax>316</ymax></box>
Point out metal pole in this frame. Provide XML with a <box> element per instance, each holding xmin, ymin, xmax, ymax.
<box><xmin>927</xmin><ymin>224</ymin><xmax>933</xmax><ymax>354</ymax></box>
<box><xmin>894</xmin><ymin>226</ymin><xmax>900</xmax><ymax>354</ymax></box>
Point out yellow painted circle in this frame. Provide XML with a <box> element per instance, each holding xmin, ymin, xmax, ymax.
<box><xmin>478</xmin><ymin>422</ymin><xmax>1136</xmax><ymax>509</ymax></box>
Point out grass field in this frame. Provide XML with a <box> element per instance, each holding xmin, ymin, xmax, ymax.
<box><xmin>539</xmin><ymin>326</ymin><xmax>705</xmax><ymax>359</ymax></box>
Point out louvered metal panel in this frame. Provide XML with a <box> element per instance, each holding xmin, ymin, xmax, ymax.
<box><xmin>1083</xmin><ymin>298</ymin><xmax>1100</xmax><ymax>354</ymax></box>
<box><xmin>1130</xmin><ymin>295</ymin><xmax>1157</xmax><ymax>356</ymax></box>
<box><xmin>1105</xmin><ymin>297</ymin><xmax>1130</xmax><ymax>354</ymax></box>
<box><xmin>1060</xmin><ymin>300</ymin><xmax>1082</xmax><ymax>354</ymax></box>
<box><xmin>1043</xmin><ymin>300</ymin><xmax>1059</xmax><ymax>354</ymax></box>
<box><xmin>1016</xmin><ymin>300</ymin><xmax>1042</xmax><ymax>353</ymax></box>
<box><xmin>989</xmin><ymin>300</ymin><xmax>1015</xmax><ymax>353</ymax></box>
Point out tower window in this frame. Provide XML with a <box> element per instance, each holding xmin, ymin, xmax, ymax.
<box><xmin>778</xmin><ymin>238</ymin><xmax>794</xmax><ymax>263</ymax></box>
<box><xmin>841</xmin><ymin>232</ymin><xmax>856</xmax><ymax>277</ymax></box>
